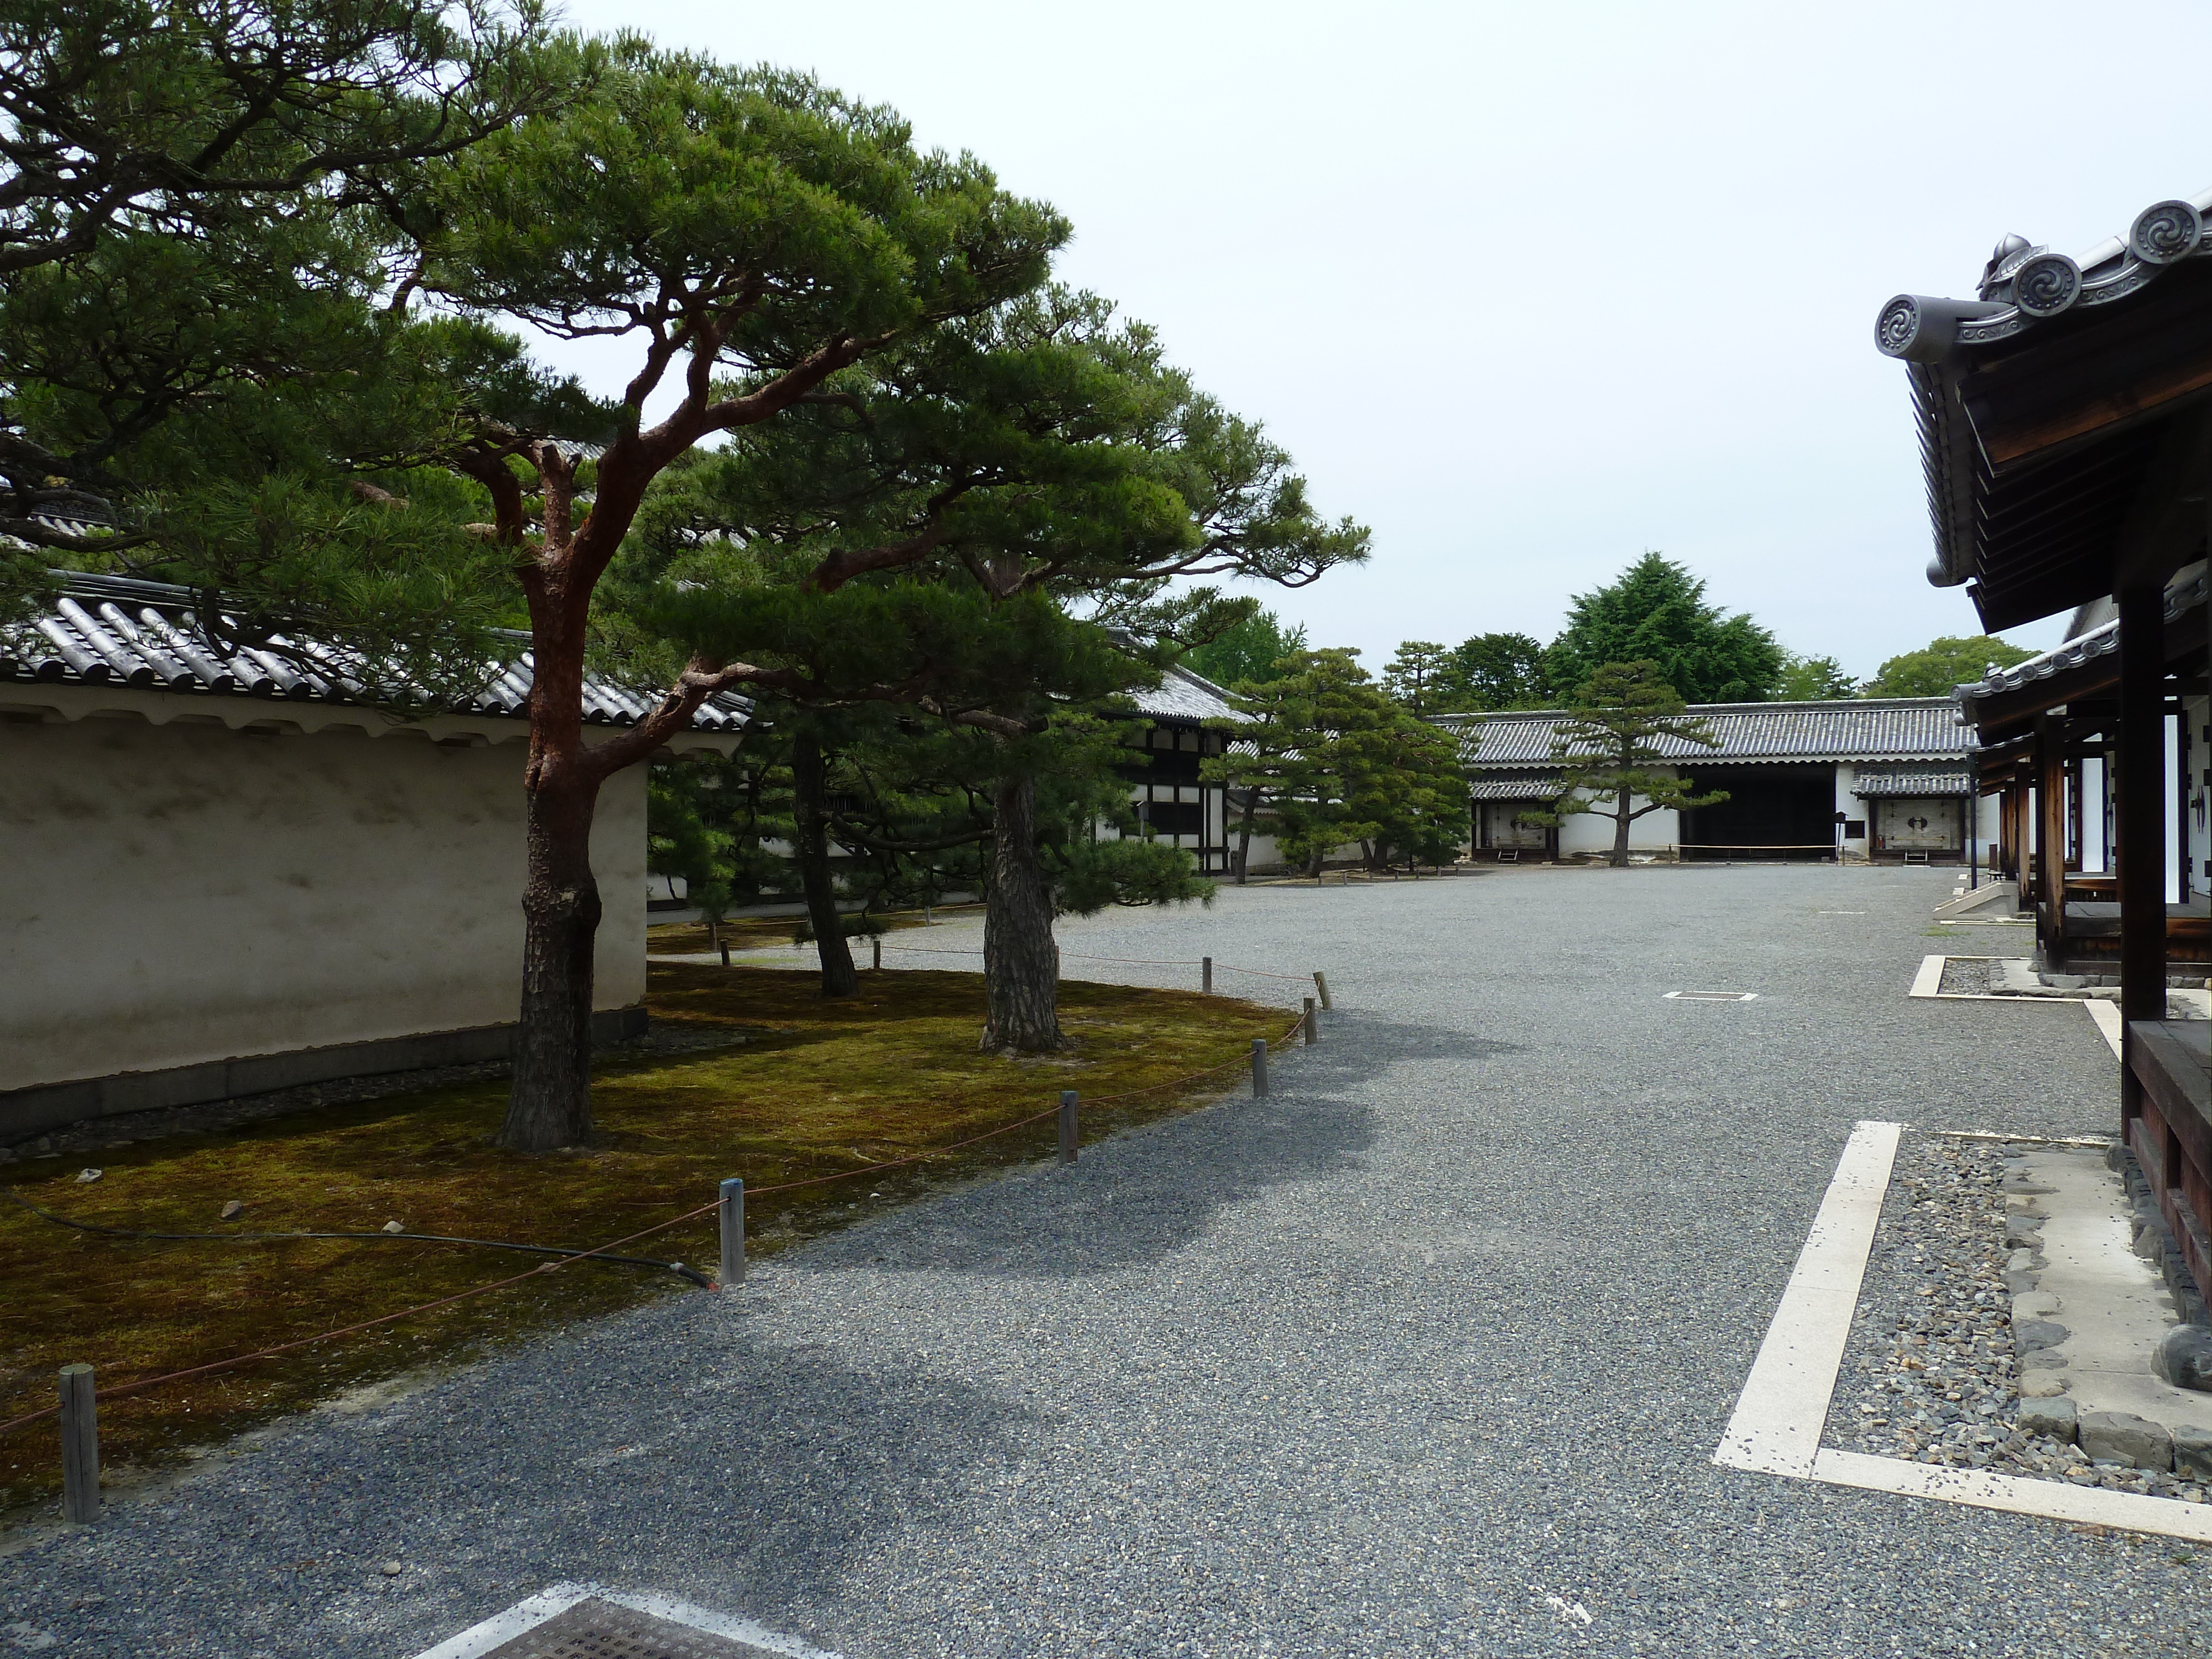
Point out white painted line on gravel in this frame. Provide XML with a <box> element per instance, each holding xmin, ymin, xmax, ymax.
<box><xmin>1809</xmin><ymin>1448</ymin><xmax>2212</xmax><ymax>1542</ymax></box>
<box><xmin>1911</xmin><ymin>954</ymin><xmax>2106</xmax><ymax>1008</ymax></box>
<box><xmin>1715</xmin><ymin>1120</ymin><xmax>1900</xmax><ymax>1478</ymax></box>
<box><xmin>409</xmin><ymin>1581</ymin><xmax>843</xmax><ymax>1659</ymax></box>
<box><xmin>1715</xmin><ymin>1123</ymin><xmax>2212</xmax><ymax>1543</ymax></box>
<box><xmin>2086</xmin><ymin>999</ymin><xmax>2123</xmax><ymax>1060</ymax></box>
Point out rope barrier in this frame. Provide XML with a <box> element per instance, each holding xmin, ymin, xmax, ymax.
<box><xmin>0</xmin><ymin>1190</ymin><xmax>711</xmax><ymax>1284</ymax></box>
<box><xmin>878</xmin><ymin>944</ymin><xmax>1316</xmax><ymax>979</ymax></box>
<box><xmin>0</xmin><ymin>1006</ymin><xmax>1311</xmax><ymax>1443</ymax></box>
<box><xmin>0</xmin><ymin>1194</ymin><xmax>723</xmax><ymax>1441</ymax></box>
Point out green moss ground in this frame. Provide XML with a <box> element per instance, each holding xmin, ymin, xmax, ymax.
<box><xmin>0</xmin><ymin>964</ymin><xmax>1285</xmax><ymax>1515</ymax></box>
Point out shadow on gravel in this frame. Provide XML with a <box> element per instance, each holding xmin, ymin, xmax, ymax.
<box><xmin>776</xmin><ymin>1010</ymin><xmax>1516</xmax><ymax>1284</ymax></box>
<box><xmin>8</xmin><ymin>1307</ymin><xmax>1045</xmax><ymax>1655</ymax></box>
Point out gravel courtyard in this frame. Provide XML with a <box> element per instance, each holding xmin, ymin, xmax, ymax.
<box><xmin>5</xmin><ymin>864</ymin><xmax>2198</xmax><ymax>1658</ymax></box>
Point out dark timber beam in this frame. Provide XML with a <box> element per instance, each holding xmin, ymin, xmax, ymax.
<box><xmin>2037</xmin><ymin>714</ymin><xmax>2068</xmax><ymax>961</ymax></box>
<box><xmin>2119</xmin><ymin>582</ymin><xmax>2169</xmax><ymax>1144</ymax></box>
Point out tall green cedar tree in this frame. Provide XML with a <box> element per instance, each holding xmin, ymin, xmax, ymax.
<box><xmin>1542</xmin><ymin>554</ymin><xmax>1783</xmax><ymax>705</ymax></box>
<box><xmin>1861</xmin><ymin>635</ymin><xmax>2034</xmax><ymax>697</ymax></box>
<box><xmin>630</xmin><ymin>289</ymin><xmax>1363</xmax><ymax>1051</ymax></box>
<box><xmin>1532</xmin><ymin>661</ymin><xmax>1728</xmax><ymax>867</ymax></box>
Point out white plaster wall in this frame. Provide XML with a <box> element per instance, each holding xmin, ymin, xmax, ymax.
<box><xmin>0</xmin><ymin>713</ymin><xmax>646</xmax><ymax>1093</ymax></box>
<box><xmin>1834</xmin><ymin>765</ymin><xmax>1867</xmax><ymax>862</ymax></box>
<box><xmin>2079</xmin><ymin>760</ymin><xmax>2107</xmax><ymax>873</ymax></box>
<box><xmin>1556</xmin><ymin>796</ymin><xmax>1679</xmax><ymax>857</ymax></box>
<box><xmin>2168</xmin><ymin>712</ymin><xmax>2185</xmax><ymax>905</ymax></box>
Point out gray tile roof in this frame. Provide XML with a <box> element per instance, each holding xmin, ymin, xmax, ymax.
<box><xmin>0</xmin><ymin>572</ymin><xmax>750</xmax><ymax>731</ymax></box>
<box><xmin>1437</xmin><ymin>698</ymin><xmax>1971</xmax><ymax>768</ymax></box>
<box><xmin>1128</xmin><ymin>662</ymin><xmax>1245</xmax><ymax>723</ymax></box>
<box><xmin>1853</xmin><ymin>766</ymin><xmax>1971</xmax><ymax>797</ymax></box>
<box><xmin>1467</xmin><ymin>771</ymin><xmax>1563</xmax><ymax>801</ymax></box>
<box><xmin>1957</xmin><ymin>564</ymin><xmax>2207</xmax><ymax>703</ymax></box>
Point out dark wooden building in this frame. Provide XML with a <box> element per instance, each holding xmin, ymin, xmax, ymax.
<box><xmin>1106</xmin><ymin>662</ymin><xmax>1241</xmax><ymax>876</ymax></box>
<box><xmin>1878</xmin><ymin>189</ymin><xmax>2212</xmax><ymax>1309</ymax></box>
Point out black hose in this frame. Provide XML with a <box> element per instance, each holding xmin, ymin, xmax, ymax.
<box><xmin>0</xmin><ymin>1188</ymin><xmax>712</xmax><ymax>1287</ymax></box>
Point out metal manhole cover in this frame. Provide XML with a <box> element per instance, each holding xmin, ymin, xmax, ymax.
<box><xmin>481</xmin><ymin>1598</ymin><xmax>780</xmax><ymax>1659</ymax></box>
<box><xmin>1663</xmin><ymin>990</ymin><xmax>1759</xmax><ymax>1001</ymax></box>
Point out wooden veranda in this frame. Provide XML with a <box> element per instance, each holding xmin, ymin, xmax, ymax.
<box><xmin>1880</xmin><ymin>198</ymin><xmax>2212</xmax><ymax>1308</ymax></box>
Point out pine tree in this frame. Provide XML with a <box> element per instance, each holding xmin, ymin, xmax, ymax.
<box><xmin>1382</xmin><ymin>640</ymin><xmax>1452</xmax><ymax>713</ymax></box>
<box><xmin>1531</xmin><ymin>661</ymin><xmax>1729</xmax><ymax>867</ymax></box>
<box><xmin>634</xmin><ymin>289</ymin><xmax>1365</xmax><ymax>1051</ymax></box>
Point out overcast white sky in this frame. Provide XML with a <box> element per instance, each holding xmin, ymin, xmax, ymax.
<box><xmin>550</xmin><ymin>0</ymin><xmax>2212</xmax><ymax>678</ymax></box>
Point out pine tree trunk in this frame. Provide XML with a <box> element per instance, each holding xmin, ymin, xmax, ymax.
<box><xmin>500</xmin><ymin>776</ymin><xmax>602</xmax><ymax>1152</ymax></box>
<box><xmin>1234</xmin><ymin>790</ymin><xmax>1258</xmax><ymax>885</ymax></box>
<box><xmin>981</xmin><ymin>769</ymin><xmax>1064</xmax><ymax>1053</ymax></box>
<box><xmin>1610</xmin><ymin>800</ymin><xmax>1633</xmax><ymax>867</ymax></box>
<box><xmin>792</xmin><ymin>733</ymin><xmax>857</xmax><ymax>998</ymax></box>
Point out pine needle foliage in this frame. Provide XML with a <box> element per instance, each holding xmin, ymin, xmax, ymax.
<box><xmin>1531</xmin><ymin>660</ymin><xmax>1729</xmax><ymax>867</ymax></box>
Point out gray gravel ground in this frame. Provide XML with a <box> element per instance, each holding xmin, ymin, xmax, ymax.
<box><xmin>1936</xmin><ymin>957</ymin><xmax>2000</xmax><ymax>997</ymax></box>
<box><xmin>7</xmin><ymin>864</ymin><xmax>2207</xmax><ymax>1658</ymax></box>
<box><xmin>1825</xmin><ymin>1133</ymin><xmax>2206</xmax><ymax>1501</ymax></box>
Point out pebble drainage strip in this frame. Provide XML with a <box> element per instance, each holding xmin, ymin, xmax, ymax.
<box><xmin>1716</xmin><ymin>1121</ymin><xmax>2212</xmax><ymax>1543</ymax></box>
<box><xmin>412</xmin><ymin>1585</ymin><xmax>839</xmax><ymax>1659</ymax></box>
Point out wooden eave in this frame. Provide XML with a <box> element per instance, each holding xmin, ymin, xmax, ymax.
<box><xmin>1936</xmin><ymin>262</ymin><xmax>2212</xmax><ymax>629</ymax></box>
<box><xmin>1961</xmin><ymin>594</ymin><xmax>2205</xmax><ymax>742</ymax></box>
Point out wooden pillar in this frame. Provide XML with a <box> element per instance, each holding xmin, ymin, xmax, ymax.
<box><xmin>2119</xmin><ymin>582</ymin><xmax>2169</xmax><ymax>1139</ymax></box>
<box><xmin>2037</xmin><ymin>716</ymin><xmax>2068</xmax><ymax>965</ymax></box>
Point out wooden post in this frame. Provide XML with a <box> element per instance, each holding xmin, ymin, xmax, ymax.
<box><xmin>1058</xmin><ymin>1091</ymin><xmax>1078</xmax><ymax>1165</ymax></box>
<box><xmin>2037</xmin><ymin>714</ymin><xmax>2068</xmax><ymax>964</ymax></box>
<box><xmin>59</xmin><ymin>1364</ymin><xmax>97</xmax><ymax>1524</ymax></box>
<box><xmin>1302</xmin><ymin>997</ymin><xmax>1317</xmax><ymax>1045</ymax></box>
<box><xmin>2119</xmin><ymin>583</ymin><xmax>2168</xmax><ymax>1145</ymax></box>
<box><xmin>872</xmin><ymin>936</ymin><xmax>882</xmax><ymax>971</ymax></box>
<box><xmin>1313</xmin><ymin>971</ymin><xmax>1332</xmax><ymax>1011</ymax></box>
<box><xmin>1250</xmin><ymin>1038</ymin><xmax>1268</xmax><ymax>1097</ymax></box>
<box><xmin>1202</xmin><ymin>956</ymin><xmax>1213</xmax><ymax>994</ymax></box>
<box><xmin>718</xmin><ymin>939</ymin><xmax>731</xmax><ymax>967</ymax></box>
<box><xmin>718</xmin><ymin>1178</ymin><xmax>745</xmax><ymax>1288</ymax></box>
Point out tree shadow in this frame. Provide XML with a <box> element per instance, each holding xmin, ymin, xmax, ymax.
<box><xmin>2</xmin><ymin>1300</ymin><xmax>1040</xmax><ymax>1658</ymax></box>
<box><xmin>774</xmin><ymin>1009</ymin><xmax>1522</xmax><ymax>1282</ymax></box>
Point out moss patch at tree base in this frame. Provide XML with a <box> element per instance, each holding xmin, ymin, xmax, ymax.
<box><xmin>0</xmin><ymin>964</ymin><xmax>1285</xmax><ymax>1519</ymax></box>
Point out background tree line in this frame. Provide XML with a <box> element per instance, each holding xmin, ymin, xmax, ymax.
<box><xmin>1325</xmin><ymin>551</ymin><xmax>2038</xmax><ymax>714</ymax></box>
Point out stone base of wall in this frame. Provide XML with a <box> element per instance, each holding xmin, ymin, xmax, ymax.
<box><xmin>0</xmin><ymin>1006</ymin><xmax>650</xmax><ymax>1142</ymax></box>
